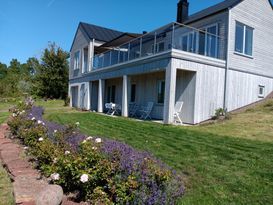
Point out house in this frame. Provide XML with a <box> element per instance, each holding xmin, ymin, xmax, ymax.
<box><xmin>68</xmin><ymin>0</ymin><xmax>273</xmax><ymax>124</ymax></box>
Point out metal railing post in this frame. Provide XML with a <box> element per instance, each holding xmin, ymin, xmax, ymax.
<box><xmin>128</xmin><ymin>43</ymin><xmax>130</xmax><ymax>61</ymax></box>
<box><xmin>139</xmin><ymin>37</ymin><xmax>142</xmax><ymax>58</ymax></box>
<box><xmin>172</xmin><ymin>23</ymin><xmax>175</xmax><ymax>49</ymax></box>
<box><xmin>118</xmin><ymin>48</ymin><xmax>120</xmax><ymax>63</ymax></box>
<box><xmin>153</xmin><ymin>32</ymin><xmax>157</xmax><ymax>54</ymax></box>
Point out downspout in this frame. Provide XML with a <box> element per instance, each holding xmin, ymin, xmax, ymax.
<box><xmin>223</xmin><ymin>7</ymin><xmax>232</xmax><ymax>110</ymax></box>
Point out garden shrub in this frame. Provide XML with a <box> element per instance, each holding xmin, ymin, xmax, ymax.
<box><xmin>212</xmin><ymin>107</ymin><xmax>231</xmax><ymax>120</ymax></box>
<box><xmin>8</xmin><ymin>100</ymin><xmax>184</xmax><ymax>204</ymax></box>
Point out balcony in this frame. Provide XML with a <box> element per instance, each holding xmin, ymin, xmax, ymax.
<box><xmin>92</xmin><ymin>22</ymin><xmax>226</xmax><ymax>71</ymax></box>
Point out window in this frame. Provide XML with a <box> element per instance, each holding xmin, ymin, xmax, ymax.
<box><xmin>107</xmin><ymin>85</ymin><xmax>116</xmax><ymax>103</ymax></box>
<box><xmin>181</xmin><ymin>31</ymin><xmax>198</xmax><ymax>53</ymax></box>
<box><xmin>235</xmin><ymin>22</ymin><xmax>254</xmax><ymax>56</ymax></box>
<box><xmin>181</xmin><ymin>24</ymin><xmax>219</xmax><ymax>58</ymax></box>
<box><xmin>83</xmin><ymin>48</ymin><xmax>88</xmax><ymax>73</ymax></box>
<box><xmin>198</xmin><ymin>30</ymin><xmax>206</xmax><ymax>55</ymax></box>
<box><xmin>74</xmin><ymin>51</ymin><xmax>80</xmax><ymax>70</ymax></box>
<box><xmin>157</xmin><ymin>80</ymin><xmax>165</xmax><ymax>104</ymax></box>
<box><xmin>258</xmin><ymin>85</ymin><xmax>265</xmax><ymax>98</ymax></box>
<box><xmin>131</xmin><ymin>84</ymin><xmax>136</xmax><ymax>102</ymax></box>
<box><xmin>152</xmin><ymin>42</ymin><xmax>165</xmax><ymax>53</ymax></box>
<box><xmin>206</xmin><ymin>25</ymin><xmax>218</xmax><ymax>58</ymax></box>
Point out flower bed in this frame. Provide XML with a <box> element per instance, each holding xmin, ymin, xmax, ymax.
<box><xmin>8</xmin><ymin>100</ymin><xmax>184</xmax><ymax>204</ymax></box>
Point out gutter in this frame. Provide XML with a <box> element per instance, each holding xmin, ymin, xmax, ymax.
<box><xmin>223</xmin><ymin>7</ymin><xmax>232</xmax><ymax>110</ymax></box>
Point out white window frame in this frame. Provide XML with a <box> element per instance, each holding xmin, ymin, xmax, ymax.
<box><xmin>258</xmin><ymin>85</ymin><xmax>265</xmax><ymax>98</ymax></box>
<box><xmin>74</xmin><ymin>50</ymin><xmax>81</xmax><ymax>70</ymax></box>
<box><xmin>152</xmin><ymin>41</ymin><xmax>165</xmax><ymax>53</ymax></box>
<box><xmin>203</xmin><ymin>23</ymin><xmax>219</xmax><ymax>58</ymax></box>
<box><xmin>234</xmin><ymin>21</ymin><xmax>254</xmax><ymax>57</ymax></box>
<box><xmin>181</xmin><ymin>31</ymin><xmax>199</xmax><ymax>53</ymax></box>
<box><xmin>180</xmin><ymin>23</ymin><xmax>218</xmax><ymax>57</ymax></box>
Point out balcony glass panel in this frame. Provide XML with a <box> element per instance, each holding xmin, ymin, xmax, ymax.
<box><xmin>119</xmin><ymin>43</ymin><xmax>129</xmax><ymax>63</ymax></box>
<box><xmin>129</xmin><ymin>38</ymin><xmax>141</xmax><ymax>61</ymax></box>
<box><xmin>91</xmin><ymin>22</ymin><xmax>226</xmax><ymax>71</ymax></box>
<box><xmin>110</xmin><ymin>49</ymin><xmax>119</xmax><ymax>66</ymax></box>
<box><xmin>141</xmin><ymin>32</ymin><xmax>156</xmax><ymax>57</ymax></box>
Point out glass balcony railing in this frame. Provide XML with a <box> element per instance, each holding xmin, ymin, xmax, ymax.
<box><xmin>92</xmin><ymin>22</ymin><xmax>226</xmax><ymax>70</ymax></box>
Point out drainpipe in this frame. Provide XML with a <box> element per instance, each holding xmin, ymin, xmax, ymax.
<box><xmin>223</xmin><ymin>7</ymin><xmax>232</xmax><ymax>110</ymax></box>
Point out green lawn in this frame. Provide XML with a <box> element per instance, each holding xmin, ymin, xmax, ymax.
<box><xmin>0</xmin><ymin>162</ymin><xmax>14</xmax><ymax>205</ymax></box>
<box><xmin>1</xmin><ymin>99</ymin><xmax>273</xmax><ymax>204</ymax></box>
<box><xmin>44</xmin><ymin>101</ymin><xmax>273</xmax><ymax>205</ymax></box>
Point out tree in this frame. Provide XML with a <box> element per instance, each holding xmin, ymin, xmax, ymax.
<box><xmin>33</xmin><ymin>43</ymin><xmax>69</xmax><ymax>99</ymax></box>
<box><xmin>0</xmin><ymin>63</ymin><xmax>7</xmax><ymax>79</ymax></box>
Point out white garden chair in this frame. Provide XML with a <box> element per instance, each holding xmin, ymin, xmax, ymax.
<box><xmin>173</xmin><ymin>101</ymin><xmax>183</xmax><ymax>125</ymax></box>
<box><xmin>139</xmin><ymin>102</ymin><xmax>154</xmax><ymax>120</ymax></box>
<box><xmin>105</xmin><ymin>103</ymin><xmax>120</xmax><ymax>116</ymax></box>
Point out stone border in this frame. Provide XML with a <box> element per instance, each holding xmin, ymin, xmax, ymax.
<box><xmin>0</xmin><ymin>124</ymin><xmax>69</xmax><ymax>205</ymax></box>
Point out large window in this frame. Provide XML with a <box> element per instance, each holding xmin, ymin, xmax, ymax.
<box><xmin>206</xmin><ymin>25</ymin><xmax>218</xmax><ymax>58</ymax></box>
<box><xmin>235</xmin><ymin>22</ymin><xmax>254</xmax><ymax>56</ymax></box>
<box><xmin>181</xmin><ymin>24</ymin><xmax>219</xmax><ymax>58</ymax></box>
<box><xmin>182</xmin><ymin>31</ymin><xmax>198</xmax><ymax>53</ymax></box>
<box><xmin>74</xmin><ymin>51</ymin><xmax>80</xmax><ymax>70</ymax></box>
<box><xmin>157</xmin><ymin>80</ymin><xmax>165</xmax><ymax>104</ymax></box>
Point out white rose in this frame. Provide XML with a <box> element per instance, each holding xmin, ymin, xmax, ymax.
<box><xmin>95</xmin><ymin>138</ymin><xmax>102</xmax><ymax>143</ymax></box>
<box><xmin>80</xmin><ymin>174</ymin><xmax>88</xmax><ymax>183</ymax></box>
<box><xmin>86</xmin><ymin>136</ymin><xmax>93</xmax><ymax>140</ymax></box>
<box><xmin>64</xmin><ymin>151</ymin><xmax>70</xmax><ymax>155</ymax></box>
<box><xmin>38</xmin><ymin>137</ymin><xmax>43</xmax><ymax>142</ymax></box>
<box><xmin>37</xmin><ymin>120</ymin><xmax>42</xmax><ymax>124</ymax></box>
<box><xmin>31</xmin><ymin>117</ymin><xmax>36</xmax><ymax>121</ymax></box>
<box><xmin>54</xmin><ymin>130</ymin><xmax>58</xmax><ymax>133</ymax></box>
<box><xmin>50</xmin><ymin>173</ymin><xmax>60</xmax><ymax>181</ymax></box>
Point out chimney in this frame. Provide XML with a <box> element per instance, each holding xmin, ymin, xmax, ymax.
<box><xmin>177</xmin><ymin>0</ymin><xmax>189</xmax><ymax>23</ymax></box>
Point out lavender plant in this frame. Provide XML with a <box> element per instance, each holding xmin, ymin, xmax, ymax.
<box><xmin>8</xmin><ymin>100</ymin><xmax>184</xmax><ymax>204</ymax></box>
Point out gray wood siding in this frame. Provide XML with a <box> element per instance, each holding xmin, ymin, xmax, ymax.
<box><xmin>70</xmin><ymin>29</ymin><xmax>89</xmax><ymax>79</ymax></box>
<box><xmin>227</xmin><ymin>69</ymin><xmax>273</xmax><ymax>111</ymax></box>
<box><xmin>229</xmin><ymin>0</ymin><xmax>273</xmax><ymax>77</ymax></box>
<box><xmin>172</xmin><ymin>58</ymin><xmax>226</xmax><ymax>123</ymax></box>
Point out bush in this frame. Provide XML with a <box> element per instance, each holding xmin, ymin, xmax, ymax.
<box><xmin>212</xmin><ymin>108</ymin><xmax>231</xmax><ymax>120</ymax></box>
<box><xmin>7</xmin><ymin>101</ymin><xmax>184</xmax><ymax>204</ymax></box>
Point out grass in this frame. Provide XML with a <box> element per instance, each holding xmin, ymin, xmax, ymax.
<box><xmin>0</xmin><ymin>162</ymin><xmax>14</xmax><ymax>205</ymax></box>
<box><xmin>193</xmin><ymin>100</ymin><xmax>273</xmax><ymax>142</ymax></box>
<box><xmin>43</xmin><ymin>100</ymin><xmax>273</xmax><ymax>205</ymax></box>
<box><xmin>1</xmin><ymin>99</ymin><xmax>273</xmax><ymax>204</ymax></box>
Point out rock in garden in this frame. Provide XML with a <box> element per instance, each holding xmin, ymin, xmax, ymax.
<box><xmin>36</xmin><ymin>185</ymin><xmax>63</xmax><ymax>205</ymax></box>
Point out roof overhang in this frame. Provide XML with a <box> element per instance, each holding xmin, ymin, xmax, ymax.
<box><xmin>95</xmin><ymin>33</ymin><xmax>142</xmax><ymax>54</ymax></box>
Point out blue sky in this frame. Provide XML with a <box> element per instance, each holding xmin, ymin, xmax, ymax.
<box><xmin>0</xmin><ymin>0</ymin><xmax>270</xmax><ymax>65</ymax></box>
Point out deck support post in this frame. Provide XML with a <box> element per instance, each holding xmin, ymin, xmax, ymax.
<box><xmin>86</xmin><ymin>82</ymin><xmax>91</xmax><ymax>110</ymax></box>
<box><xmin>163</xmin><ymin>60</ymin><xmax>177</xmax><ymax>124</ymax></box>
<box><xmin>98</xmin><ymin>79</ymin><xmax>105</xmax><ymax>113</ymax></box>
<box><xmin>122</xmin><ymin>75</ymin><xmax>129</xmax><ymax>117</ymax></box>
<box><xmin>88</xmin><ymin>81</ymin><xmax>93</xmax><ymax>110</ymax></box>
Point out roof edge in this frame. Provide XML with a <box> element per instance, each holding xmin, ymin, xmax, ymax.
<box><xmin>69</xmin><ymin>23</ymin><xmax>91</xmax><ymax>52</ymax></box>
